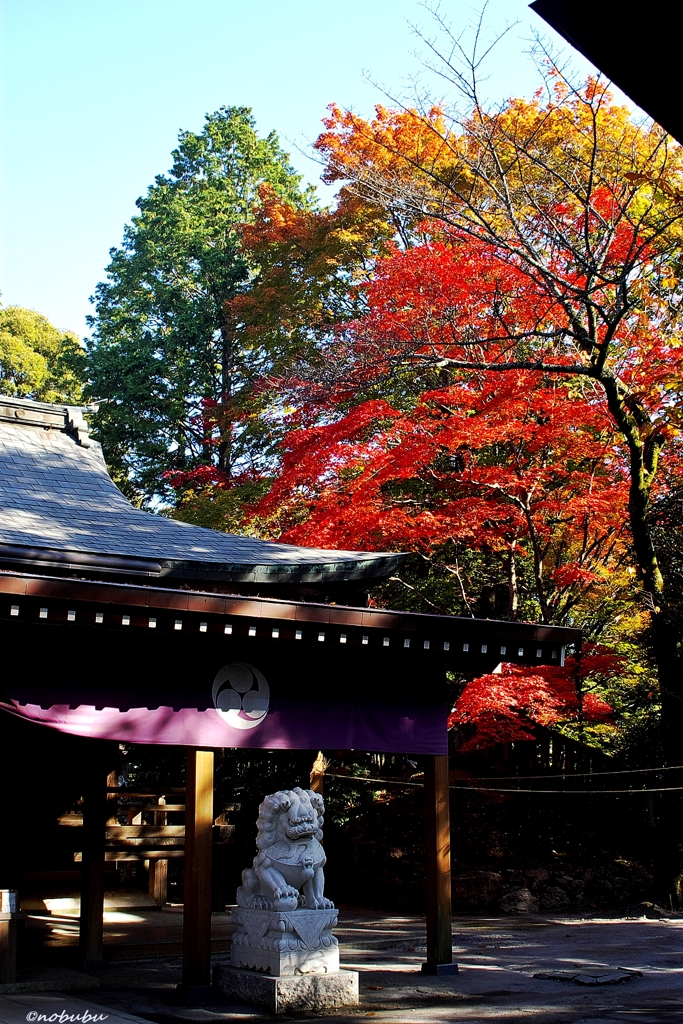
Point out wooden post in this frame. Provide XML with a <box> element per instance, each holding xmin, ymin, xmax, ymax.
<box><xmin>149</xmin><ymin>859</ymin><xmax>168</xmax><ymax>906</ymax></box>
<box><xmin>150</xmin><ymin>797</ymin><xmax>169</xmax><ymax>905</ymax></box>
<box><xmin>179</xmin><ymin>748</ymin><xmax>214</xmax><ymax>1001</ymax></box>
<box><xmin>310</xmin><ymin>751</ymin><xmax>326</xmax><ymax>794</ymax></box>
<box><xmin>0</xmin><ymin>912</ymin><xmax>26</xmax><ymax>983</ymax></box>
<box><xmin>79</xmin><ymin>763</ymin><xmax>107</xmax><ymax>963</ymax></box>
<box><xmin>422</xmin><ymin>754</ymin><xmax>457</xmax><ymax>975</ymax></box>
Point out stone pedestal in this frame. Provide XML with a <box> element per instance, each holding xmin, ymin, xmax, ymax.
<box><xmin>221</xmin><ymin>906</ymin><xmax>357</xmax><ymax>1014</ymax></box>
<box><xmin>230</xmin><ymin>907</ymin><xmax>338</xmax><ymax>976</ymax></box>
<box><xmin>214</xmin><ymin>964</ymin><xmax>359</xmax><ymax>1014</ymax></box>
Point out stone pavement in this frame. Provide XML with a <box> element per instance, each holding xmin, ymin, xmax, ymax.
<box><xmin>24</xmin><ymin>906</ymin><xmax>233</xmax><ymax>962</ymax></box>
<box><xmin>8</xmin><ymin>908</ymin><xmax>683</xmax><ymax>1023</ymax></box>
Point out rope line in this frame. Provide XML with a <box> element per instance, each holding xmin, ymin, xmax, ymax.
<box><xmin>324</xmin><ymin>772</ymin><xmax>683</xmax><ymax>795</ymax></box>
<box><xmin>464</xmin><ymin>764</ymin><xmax>683</xmax><ymax>781</ymax></box>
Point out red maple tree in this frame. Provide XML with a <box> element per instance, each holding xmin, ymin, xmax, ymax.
<box><xmin>253</xmin><ymin>236</ymin><xmax>634</xmax><ymax>627</ymax></box>
<box><xmin>310</xmin><ymin>77</ymin><xmax>683</xmax><ymax>753</ymax></box>
<box><xmin>164</xmin><ymin>72</ymin><xmax>683</xmax><ymax>751</ymax></box>
<box><xmin>450</xmin><ymin>648</ymin><xmax>615</xmax><ymax>750</ymax></box>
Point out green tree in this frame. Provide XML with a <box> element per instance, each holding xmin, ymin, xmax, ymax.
<box><xmin>87</xmin><ymin>106</ymin><xmax>314</xmax><ymax>504</ymax></box>
<box><xmin>0</xmin><ymin>306</ymin><xmax>85</xmax><ymax>403</ymax></box>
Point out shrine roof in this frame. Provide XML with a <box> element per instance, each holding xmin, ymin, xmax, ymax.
<box><xmin>0</xmin><ymin>396</ymin><xmax>406</xmax><ymax>585</ymax></box>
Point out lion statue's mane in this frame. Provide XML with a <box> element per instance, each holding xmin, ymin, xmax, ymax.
<box><xmin>255</xmin><ymin>788</ymin><xmax>324</xmax><ymax>849</ymax></box>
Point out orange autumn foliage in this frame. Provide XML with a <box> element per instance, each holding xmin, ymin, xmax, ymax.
<box><xmin>227</xmin><ymin>185</ymin><xmax>393</xmax><ymax>356</ymax></box>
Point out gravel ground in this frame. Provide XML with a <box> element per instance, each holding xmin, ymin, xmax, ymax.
<box><xmin>2</xmin><ymin>908</ymin><xmax>682</xmax><ymax>1024</ymax></box>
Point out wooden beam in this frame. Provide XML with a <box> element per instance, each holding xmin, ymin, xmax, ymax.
<box><xmin>105</xmin><ymin>825</ymin><xmax>185</xmax><ymax>838</ymax></box>
<box><xmin>422</xmin><ymin>754</ymin><xmax>457</xmax><ymax>975</ymax></box>
<box><xmin>179</xmin><ymin>748</ymin><xmax>214</xmax><ymax>1000</ymax></box>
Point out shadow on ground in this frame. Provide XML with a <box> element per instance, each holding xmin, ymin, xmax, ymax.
<box><xmin>2</xmin><ymin>907</ymin><xmax>682</xmax><ymax>1023</ymax></box>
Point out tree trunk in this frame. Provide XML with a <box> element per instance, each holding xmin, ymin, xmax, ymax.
<box><xmin>652</xmin><ymin>613</ymin><xmax>683</xmax><ymax>760</ymax></box>
<box><xmin>218</xmin><ymin>317</ymin><xmax>234</xmax><ymax>476</ymax></box>
<box><xmin>507</xmin><ymin>543</ymin><xmax>518</xmax><ymax>620</ymax></box>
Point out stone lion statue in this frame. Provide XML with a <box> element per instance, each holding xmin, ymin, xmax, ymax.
<box><xmin>237</xmin><ymin>787</ymin><xmax>335</xmax><ymax>911</ymax></box>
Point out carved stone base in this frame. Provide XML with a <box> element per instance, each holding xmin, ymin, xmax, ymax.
<box><xmin>214</xmin><ymin>965</ymin><xmax>359</xmax><ymax>1014</ymax></box>
<box><xmin>230</xmin><ymin>907</ymin><xmax>338</xmax><ymax>977</ymax></box>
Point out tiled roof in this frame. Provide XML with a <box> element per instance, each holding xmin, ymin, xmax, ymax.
<box><xmin>0</xmin><ymin>396</ymin><xmax>406</xmax><ymax>584</ymax></box>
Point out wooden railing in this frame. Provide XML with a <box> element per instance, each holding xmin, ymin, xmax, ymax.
<box><xmin>67</xmin><ymin>788</ymin><xmax>185</xmax><ymax>905</ymax></box>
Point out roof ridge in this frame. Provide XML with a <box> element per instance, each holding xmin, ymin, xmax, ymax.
<box><xmin>0</xmin><ymin>394</ymin><xmax>96</xmax><ymax>447</ymax></box>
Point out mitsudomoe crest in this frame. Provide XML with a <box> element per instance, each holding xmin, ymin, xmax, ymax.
<box><xmin>212</xmin><ymin>662</ymin><xmax>270</xmax><ymax>730</ymax></box>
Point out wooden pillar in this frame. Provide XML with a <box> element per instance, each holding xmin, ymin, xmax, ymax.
<box><xmin>179</xmin><ymin>748</ymin><xmax>214</xmax><ymax>1000</ymax></box>
<box><xmin>422</xmin><ymin>754</ymin><xmax>457</xmax><ymax>975</ymax></box>
<box><xmin>79</xmin><ymin>763</ymin><xmax>107</xmax><ymax>963</ymax></box>
<box><xmin>0</xmin><ymin>911</ymin><xmax>26</xmax><ymax>983</ymax></box>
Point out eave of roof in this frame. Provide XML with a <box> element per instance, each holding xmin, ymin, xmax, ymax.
<box><xmin>0</xmin><ymin>541</ymin><xmax>407</xmax><ymax>585</ymax></box>
<box><xmin>0</xmin><ymin>568</ymin><xmax>582</xmax><ymax>651</ymax></box>
<box><xmin>530</xmin><ymin>0</ymin><xmax>683</xmax><ymax>145</ymax></box>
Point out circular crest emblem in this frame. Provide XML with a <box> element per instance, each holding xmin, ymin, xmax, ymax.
<box><xmin>212</xmin><ymin>662</ymin><xmax>270</xmax><ymax>731</ymax></box>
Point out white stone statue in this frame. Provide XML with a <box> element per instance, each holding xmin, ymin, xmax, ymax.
<box><xmin>237</xmin><ymin>787</ymin><xmax>334</xmax><ymax>912</ymax></box>
<box><xmin>232</xmin><ymin>787</ymin><xmax>338</xmax><ymax>976</ymax></box>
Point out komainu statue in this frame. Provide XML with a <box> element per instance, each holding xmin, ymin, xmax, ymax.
<box><xmin>237</xmin><ymin>787</ymin><xmax>334</xmax><ymax>911</ymax></box>
<box><xmin>231</xmin><ymin>787</ymin><xmax>339</xmax><ymax>976</ymax></box>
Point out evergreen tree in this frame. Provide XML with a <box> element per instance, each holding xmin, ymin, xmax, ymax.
<box><xmin>87</xmin><ymin>106</ymin><xmax>314</xmax><ymax>504</ymax></box>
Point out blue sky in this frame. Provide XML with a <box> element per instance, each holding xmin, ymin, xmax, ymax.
<box><xmin>1</xmin><ymin>0</ymin><xmax>599</xmax><ymax>338</ymax></box>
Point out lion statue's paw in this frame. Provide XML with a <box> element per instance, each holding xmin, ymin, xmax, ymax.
<box><xmin>274</xmin><ymin>885</ymin><xmax>300</xmax><ymax>900</ymax></box>
<box><xmin>249</xmin><ymin>894</ymin><xmax>275</xmax><ymax>910</ymax></box>
<box><xmin>307</xmin><ymin>896</ymin><xmax>335</xmax><ymax>910</ymax></box>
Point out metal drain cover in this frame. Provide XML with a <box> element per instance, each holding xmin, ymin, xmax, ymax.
<box><xmin>534</xmin><ymin>968</ymin><xmax>641</xmax><ymax>985</ymax></box>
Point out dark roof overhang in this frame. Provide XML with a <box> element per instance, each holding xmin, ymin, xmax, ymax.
<box><xmin>0</xmin><ymin>569</ymin><xmax>582</xmax><ymax>669</ymax></box>
<box><xmin>530</xmin><ymin>1</ymin><xmax>683</xmax><ymax>144</ymax></box>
